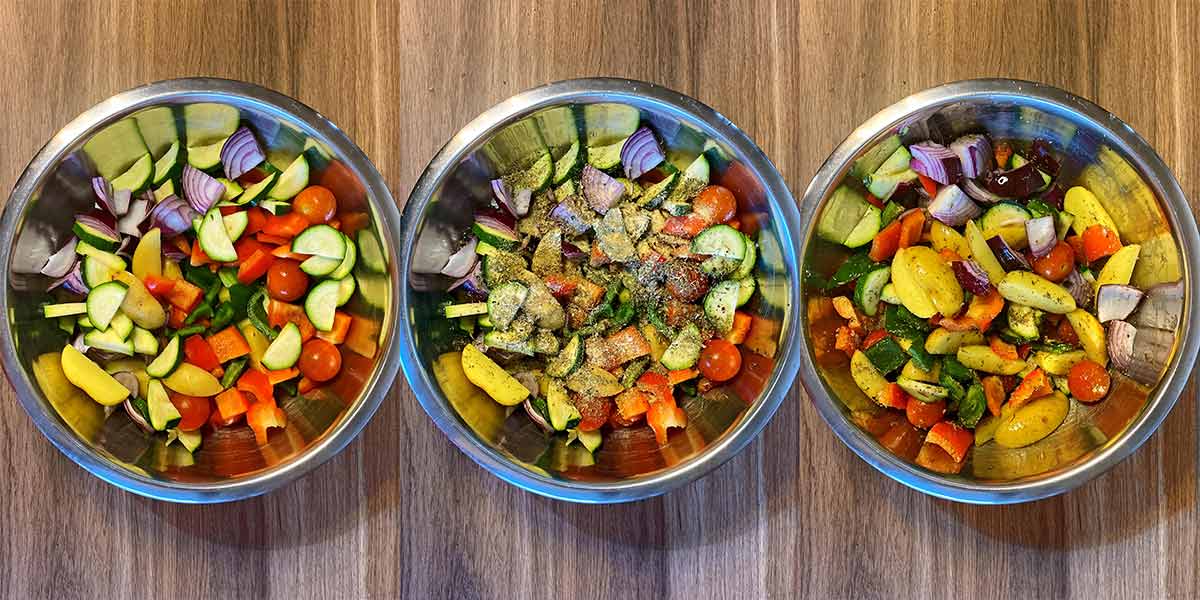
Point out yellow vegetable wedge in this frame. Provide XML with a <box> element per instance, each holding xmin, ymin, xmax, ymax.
<box><xmin>996</xmin><ymin>271</ymin><xmax>1076</xmax><ymax>314</ymax></box>
<box><xmin>930</xmin><ymin>221</ymin><xmax>972</xmax><ymax>260</ymax></box>
<box><xmin>61</xmin><ymin>344</ymin><xmax>131</xmax><ymax>406</ymax></box>
<box><xmin>1095</xmin><ymin>244</ymin><xmax>1141</xmax><ymax>294</ymax></box>
<box><xmin>890</xmin><ymin>248</ymin><xmax>937</xmax><ymax>318</ymax></box>
<box><xmin>131</xmin><ymin>227</ymin><xmax>162</xmax><ymax>280</ymax></box>
<box><xmin>964</xmin><ymin>220</ymin><xmax>1007</xmax><ymax>285</ymax></box>
<box><xmin>238</xmin><ymin>319</ymin><xmax>271</xmax><ymax>370</ymax></box>
<box><xmin>849</xmin><ymin>350</ymin><xmax>888</xmax><ymax>402</ymax></box>
<box><xmin>906</xmin><ymin>246</ymin><xmax>964</xmax><ymax>317</ymax></box>
<box><xmin>162</xmin><ymin>362</ymin><xmax>224</xmax><ymax>397</ymax></box>
<box><xmin>113</xmin><ymin>271</ymin><xmax>167</xmax><ymax>329</ymax></box>
<box><xmin>994</xmin><ymin>391</ymin><xmax>1069</xmax><ymax>448</ymax></box>
<box><xmin>956</xmin><ymin>345</ymin><xmax>1027</xmax><ymax>375</ymax></box>
<box><xmin>1064</xmin><ymin>186</ymin><xmax>1119</xmax><ymax>236</ymax></box>
<box><xmin>1065</xmin><ymin>309</ymin><xmax>1107</xmax><ymax>367</ymax></box>
<box><xmin>924</xmin><ymin>328</ymin><xmax>985</xmax><ymax>354</ymax></box>
<box><xmin>461</xmin><ymin>343</ymin><xmax>530</xmax><ymax>406</ymax></box>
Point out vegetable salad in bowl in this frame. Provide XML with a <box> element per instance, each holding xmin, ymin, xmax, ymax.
<box><xmin>33</xmin><ymin>102</ymin><xmax>385</xmax><ymax>466</ymax></box>
<box><xmin>426</xmin><ymin>100</ymin><xmax>785</xmax><ymax>478</ymax></box>
<box><xmin>811</xmin><ymin>129</ymin><xmax>1185</xmax><ymax>476</ymax></box>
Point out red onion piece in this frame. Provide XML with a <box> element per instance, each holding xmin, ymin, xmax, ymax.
<box><xmin>1038</xmin><ymin>185</ymin><xmax>1066</xmax><ymax>210</ymax></box>
<box><xmin>220</xmin><ymin>126</ymin><xmax>266</xmax><ymax>180</ymax></box>
<box><xmin>961</xmin><ymin>178</ymin><xmax>1007</xmax><ymax>205</ymax></box>
<box><xmin>1106</xmin><ymin>320</ymin><xmax>1173</xmax><ymax>385</ymax></box>
<box><xmin>182</xmin><ymin>165</ymin><xmax>225</xmax><ymax>214</ymax></box>
<box><xmin>124</xmin><ymin>398</ymin><xmax>153</xmax><ymax>434</ymax></box>
<box><xmin>986</xmin><ymin>236</ymin><xmax>1031</xmax><ymax>271</ymax></box>
<box><xmin>523</xmin><ymin>399</ymin><xmax>552</xmax><ymax>433</ymax></box>
<box><xmin>440</xmin><ymin>237</ymin><xmax>479</xmax><ymax>278</ymax></box>
<box><xmin>91</xmin><ymin>177</ymin><xmax>126</xmax><ymax>216</ymax></box>
<box><xmin>72</xmin><ymin>332</ymin><xmax>90</xmax><ymax>354</ymax></box>
<box><xmin>474</xmin><ymin>215</ymin><xmax>517</xmax><ymax>242</ymax></box>
<box><xmin>949</xmin><ymin>135</ymin><xmax>993</xmax><ymax>179</ymax></box>
<box><xmin>927</xmin><ymin>184</ymin><xmax>980</xmax><ymax>227</ymax></box>
<box><xmin>951</xmin><ymin>260</ymin><xmax>991</xmax><ymax>295</ymax></box>
<box><xmin>117</xmin><ymin>197</ymin><xmax>151</xmax><ymax>237</ymax></box>
<box><xmin>40</xmin><ymin>236</ymin><xmax>77</xmax><ymax>278</ymax></box>
<box><xmin>1025</xmin><ymin>216</ymin><xmax>1056</xmax><ymax>258</ymax></box>
<box><xmin>561</xmin><ymin>241</ymin><xmax>586</xmax><ymax>262</ymax></box>
<box><xmin>1107</xmin><ymin>320</ymin><xmax>1137</xmax><ymax>373</ymax></box>
<box><xmin>476</xmin><ymin>206</ymin><xmax>516</xmax><ymax>230</ymax></box>
<box><xmin>448</xmin><ymin>261</ymin><xmax>487</xmax><ymax>299</ymax></box>
<box><xmin>909</xmin><ymin>142</ymin><xmax>962</xmax><ymax>185</ymax></box>
<box><xmin>491</xmin><ymin>179</ymin><xmax>519</xmax><ymax>217</ymax></box>
<box><xmin>162</xmin><ymin>246</ymin><xmax>189</xmax><ymax>262</ymax></box>
<box><xmin>74</xmin><ymin>214</ymin><xmax>118</xmax><ymax>242</ymax></box>
<box><xmin>1097</xmin><ymin>284</ymin><xmax>1144</xmax><ymax>323</ymax></box>
<box><xmin>984</xmin><ymin>162</ymin><xmax>1044</xmax><ymax>198</ymax></box>
<box><xmin>149</xmin><ymin>195</ymin><xmax>199</xmax><ymax>238</ymax></box>
<box><xmin>1130</xmin><ymin>280</ymin><xmax>1183</xmax><ymax>330</ymax></box>
<box><xmin>582</xmin><ymin>165</ymin><xmax>624</xmax><ymax>214</ymax></box>
<box><xmin>620</xmin><ymin>126</ymin><xmax>665</xmax><ymax>180</ymax></box>
<box><xmin>1064</xmin><ymin>270</ymin><xmax>1093</xmax><ymax>309</ymax></box>
<box><xmin>49</xmin><ymin>262</ymin><xmax>88</xmax><ymax>295</ymax></box>
<box><xmin>550</xmin><ymin>200</ymin><xmax>591</xmax><ymax>233</ymax></box>
<box><xmin>512</xmin><ymin>188</ymin><xmax>532</xmax><ymax>217</ymax></box>
<box><xmin>1027</xmin><ymin>139</ymin><xmax>1061</xmax><ymax>176</ymax></box>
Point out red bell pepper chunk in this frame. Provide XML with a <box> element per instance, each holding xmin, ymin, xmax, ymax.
<box><xmin>183</xmin><ymin>335</ymin><xmax>221</xmax><ymax>372</ymax></box>
<box><xmin>1007</xmin><ymin>367</ymin><xmax>1052</xmax><ymax>412</ymax></box>
<box><xmin>168</xmin><ymin>306</ymin><xmax>187</xmax><ymax>329</ymax></box>
<box><xmin>606</xmin><ymin>326</ymin><xmax>651</xmax><ymax>365</ymax></box>
<box><xmin>724</xmin><ymin>311</ymin><xmax>753</xmax><ymax>345</ymax></box>
<box><xmin>143</xmin><ymin>274</ymin><xmax>176</xmax><ymax>298</ymax></box>
<box><xmin>869</xmin><ymin>220</ymin><xmax>902</xmax><ymax>262</ymax></box>
<box><xmin>246</xmin><ymin>401</ymin><xmax>287</xmax><ymax>446</ymax></box>
<box><xmin>864</xmin><ymin>193</ymin><xmax>884</xmax><ymax>209</ymax></box>
<box><xmin>636</xmin><ymin>371</ymin><xmax>670</xmax><ymax>389</ymax></box>
<box><xmin>259</xmin><ymin>233</ymin><xmax>292</xmax><ymax>246</ymax></box>
<box><xmin>925</xmin><ymin>421</ymin><xmax>973</xmax><ymax>463</ymax></box>
<box><xmin>244</xmin><ymin>207</ymin><xmax>269</xmax><ymax>236</ymax></box>
<box><xmin>261</xmin><ymin>212</ymin><xmax>310</xmax><ymax>239</ymax></box>
<box><xmin>666</xmin><ymin>369</ymin><xmax>699</xmax><ymax>385</ymax></box>
<box><xmin>237</xmin><ymin>249</ymin><xmax>275</xmax><ymax>284</ymax></box>
<box><xmin>236</xmin><ymin>368</ymin><xmax>275</xmax><ymax>405</ymax></box>
<box><xmin>163</xmin><ymin>278</ymin><xmax>204</xmax><ymax>312</ymax></box>
<box><xmin>939</xmin><ymin>289</ymin><xmax>1005</xmax><ymax>332</ymax></box>
<box><xmin>988</xmin><ymin>336</ymin><xmax>1019</xmax><ymax>361</ymax></box>
<box><xmin>981</xmin><ymin>375</ymin><xmax>1006</xmax><ymax>417</ymax></box>
<box><xmin>861</xmin><ymin>329</ymin><xmax>889</xmax><ymax>350</ymax></box>
<box><xmin>612</xmin><ymin>388</ymin><xmax>651</xmax><ymax>426</ymax></box>
<box><xmin>645</xmin><ymin>387</ymin><xmax>687</xmax><ymax>445</ymax></box>
<box><xmin>897</xmin><ymin>210</ymin><xmax>925</xmax><ymax>249</ymax></box>
<box><xmin>234</xmin><ymin>236</ymin><xmax>270</xmax><ymax>262</ymax></box>
<box><xmin>544</xmin><ymin>274</ymin><xmax>578</xmax><ymax>299</ymax></box>
<box><xmin>190</xmin><ymin>238</ymin><xmax>212</xmax><ymax>266</ymax></box>
<box><xmin>877</xmin><ymin>382</ymin><xmax>909</xmax><ymax>409</ymax></box>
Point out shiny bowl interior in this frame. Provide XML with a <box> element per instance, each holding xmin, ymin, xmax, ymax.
<box><xmin>799</xmin><ymin>79</ymin><xmax>1200</xmax><ymax>503</ymax></box>
<box><xmin>400</xmin><ymin>78</ymin><xmax>803</xmax><ymax>503</ymax></box>
<box><xmin>1</xmin><ymin>78</ymin><xmax>402</xmax><ymax>503</ymax></box>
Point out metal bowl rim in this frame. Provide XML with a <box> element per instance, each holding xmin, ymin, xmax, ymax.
<box><xmin>0</xmin><ymin>77</ymin><xmax>404</xmax><ymax>503</ymax></box>
<box><xmin>797</xmin><ymin>78</ymin><xmax>1200</xmax><ymax>504</ymax></box>
<box><xmin>400</xmin><ymin>77</ymin><xmax>804</xmax><ymax>503</ymax></box>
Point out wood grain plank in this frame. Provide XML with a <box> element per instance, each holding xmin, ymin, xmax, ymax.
<box><xmin>0</xmin><ymin>1</ymin><xmax>1198</xmax><ymax>599</ymax></box>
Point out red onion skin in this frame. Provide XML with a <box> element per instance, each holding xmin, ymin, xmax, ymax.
<box><xmin>950</xmin><ymin>135</ymin><xmax>993</xmax><ymax>179</ymax></box>
<box><xmin>927</xmin><ymin>185</ymin><xmax>980</xmax><ymax>227</ymax></box>
<box><xmin>621</xmin><ymin>127</ymin><xmax>665</xmax><ymax>180</ymax></box>
<box><xmin>581</xmin><ymin>165</ymin><xmax>624</xmax><ymax>214</ymax></box>
<box><xmin>951</xmin><ymin>260</ymin><xmax>992</xmax><ymax>295</ymax></box>
<box><xmin>220</xmin><ymin>127</ymin><xmax>266</xmax><ymax>180</ymax></box>
<box><xmin>490</xmin><ymin>179</ymin><xmax>518</xmax><ymax>218</ymax></box>
<box><xmin>1027</xmin><ymin>139</ymin><xmax>1060</xmax><ymax>176</ymax></box>
<box><xmin>984</xmin><ymin>162</ymin><xmax>1044</xmax><ymax>198</ymax></box>
<box><xmin>1025</xmin><ymin>216</ymin><xmax>1056</xmax><ymax>258</ymax></box>
<box><xmin>986</xmin><ymin>236</ymin><xmax>1031</xmax><ymax>271</ymax></box>
<box><xmin>440</xmin><ymin>237</ymin><xmax>479</xmax><ymax>278</ymax></box>
<box><xmin>909</xmin><ymin>142</ymin><xmax>963</xmax><ymax>185</ymax></box>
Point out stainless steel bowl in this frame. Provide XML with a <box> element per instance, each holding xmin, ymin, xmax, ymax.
<box><xmin>1</xmin><ymin>78</ymin><xmax>402</xmax><ymax>502</ymax></box>
<box><xmin>800</xmin><ymin>79</ymin><xmax>1200</xmax><ymax>503</ymax></box>
<box><xmin>401</xmin><ymin>78</ymin><xmax>803</xmax><ymax>503</ymax></box>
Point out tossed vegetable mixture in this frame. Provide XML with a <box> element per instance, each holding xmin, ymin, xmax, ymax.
<box><xmin>40</xmin><ymin>104</ymin><xmax>380</xmax><ymax>455</ymax></box>
<box><xmin>813</xmin><ymin>133</ymin><xmax>1179</xmax><ymax>474</ymax></box>
<box><xmin>440</xmin><ymin>104</ymin><xmax>772</xmax><ymax>458</ymax></box>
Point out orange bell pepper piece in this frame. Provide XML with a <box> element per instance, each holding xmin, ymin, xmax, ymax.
<box><xmin>164</xmin><ymin>278</ymin><xmax>204</xmax><ymax>312</ymax></box>
<box><xmin>267</xmin><ymin>299</ymin><xmax>316</xmax><ymax>341</ymax></box>
<box><xmin>234</xmin><ymin>236</ymin><xmax>270</xmax><ymax>262</ymax></box>
<box><xmin>636</xmin><ymin>371</ymin><xmax>670</xmax><ymax>389</ymax></box>
<box><xmin>236</xmin><ymin>368</ymin><xmax>274</xmax><ymax>405</ymax></box>
<box><xmin>207</xmin><ymin>326</ymin><xmax>251</xmax><ymax>364</ymax></box>
<box><xmin>667</xmin><ymin>369</ymin><xmax>699</xmax><ymax>385</ymax></box>
<box><xmin>237</xmin><ymin>249</ymin><xmax>275</xmax><ymax>285</ymax></box>
<box><xmin>939</xmin><ymin>289</ymin><xmax>1004</xmax><ymax>332</ymax></box>
<box><xmin>343</xmin><ymin>315</ymin><xmax>379</xmax><ymax>359</ymax></box>
<box><xmin>258</xmin><ymin>233</ymin><xmax>292</xmax><ymax>246</ymax></box>
<box><xmin>261</xmin><ymin>212</ymin><xmax>310</xmax><ymax>239</ymax></box>
<box><xmin>316</xmin><ymin>311</ymin><xmax>353</xmax><ymax>345</ymax></box>
<box><xmin>988</xmin><ymin>336</ymin><xmax>1019</xmax><ymax>361</ymax></box>
<box><xmin>724</xmin><ymin>311</ymin><xmax>753</xmax><ymax>345</ymax></box>
<box><xmin>877</xmin><ymin>382</ymin><xmax>910</xmax><ymax>409</ymax></box>
<box><xmin>897</xmin><ymin>210</ymin><xmax>926</xmax><ymax>249</ymax></box>
<box><xmin>265</xmin><ymin>367</ymin><xmax>300</xmax><ymax>385</ymax></box>
<box><xmin>183</xmin><ymin>335</ymin><xmax>221</xmax><ymax>371</ymax></box>
<box><xmin>190</xmin><ymin>238</ymin><xmax>212</xmax><ymax>266</ymax></box>
<box><xmin>925</xmin><ymin>421</ymin><xmax>973</xmax><ymax>463</ymax></box>
<box><xmin>662</xmin><ymin>214</ymin><xmax>709</xmax><ymax>238</ymax></box>
<box><xmin>246</xmin><ymin>400</ymin><xmax>287</xmax><ymax>446</ymax></box>
<box><xmin>1006</xmin><ymin>367</ymin><xmax>1052</xmax><ymax>412</ymax></box>
<box><xmin>994</xmin><ymin>141</ymin><xmax>1013</xmax><ymax>169</ymax></box>
<box><xmin>645</xmin><ymin>386</ymin><xmax>687</xmax><ymax>446</ymax></box>
<box><xmin>297</xmin><ymin>377</ymin><xmax>318</xmax><ymax>394</ymax></box>
<box><xmin>244</xmin><ymin>207</ymin><xmax>269</xmax><ymax>236</ymax></box>
<box><xmin>214</xmin><ymin>388</ymin><xmax>251</xmax><ymax>422</ymax></box>
<box><xmin>605</xmin><ymin>326</ymin><xmax>651</xmax><ymax>365</ymax></box>
<box><xmin>917</xmin><ymin>173</ymin><xmax>938</xmax><ymax>197</ymax></box>
<box><xmin>613</xmin><ymin>388</ymin><xmax>651</xmax><ymax>426</ymax></box>
<box><xmin>869</xmin><ymin>219</ymin><xmax>903</xmax><ymax>262</ymax></box>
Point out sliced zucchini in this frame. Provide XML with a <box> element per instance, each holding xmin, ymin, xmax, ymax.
<box><xmin>292</xmin><ymin>224</ymin><xmax>345</xmax><ymax>259</ymax></box>
<box><xmin>583</xmin><ymin>103</ymin><xmax>640</xmax><ymax>146</ymax></box>
<box><xmin>183</xmin><ymin>103</ymin><xmax>239</xmax><ymax>146</ymax></box>
<box><xmin>546</xmin><ymin>379</ymin><xmax>581</xmax><ymax>431</ymax></box>
<box><xmin>690</xmin><ymin>225</ymin><xmax>746</xmax><ymax>260</ymax></box>
<box><xmin>152</xmin><ymin>140</ymin><xmax>182</xmax><ymax>185</ymax></box>
<box><xmin>133</xmin><ymin>106</ymin><xmax>178</xmax><ymax>159</ymax></box>
<box><xmin>146</xmin><ymin>336</ymin><xmax>183</xmax><ymax>378</ymax></box>
<box><xmin>487</xmin><ymin>282</ymin><xmax>528</xmax><ymax>329</ymax></box>
<box><xmin>177</xmin><ymin>429</ymin><xmax>203</xmax><ymax>452</ymax></box>
<box><xmin>663</xmin><ymin>154</ymin><xmax>710</xmax><ymax>207</ymax></box>
<box><xmin>335</xmin><ymin>276</ymin><xmax>356</xmax><ymax>306</ymax></box>
<box><xmin>237</xmin><ymin>171</ymin><xmax>277</xmax><ymax>205</ymax></box>
<box><xmin>217</xmin><ymin>178</ymin><xmax>244</xmax><ymax>202</ymax></box>
<box><xmin>661</xmin><ymin>323</ymin><xmax>703</xmax><ymax>370</ymax></box>
<box><xmin>443</xmin><ymin>302</ymin><xmax>488</xmax><ymax>318</ymax></box>
<box><xmin>131</xmin><ymin>327</ymin><xmax>159</xmax><ymax>355</ymax></box>
<box><xmin>223</xmin><ymin>210</ymin><xmax>249</xmax><ymax>241</ymax></box>
<box><xmin>700</xmin><ymin>256</ymin><xmax>740</xmax><ymax>279</ymax></box>
<box><xmin>637</xmin><ymin>171</ymin><xmax>678</xmax><ymax>208</ymax></box>
<box><xmin>147</xmin><ymin>380</ymin><xmax>182</xmax><ymax>431</ymax></box>
<box><xmin>735</xmin><ymin>276</ymin><xmax>756</xmax><ymax>307</ymax></box>
<box><xmin>197</xmin><ymin>208</ymin><xmax>237</xmax><ymax>262</ymax></box>
<box><xmin>267</xmin><ymin>154</ymin><xmax>309</xmax><ymax>200</ymax></box>
<box><xmin>108</xmin><ymin>312</ymin><xmax>134</xmax><ymax>340</ymax></box>
<box><xmin>553</xmin><ymin>140</ymin><xmax>583</xmax><ymax>184</ymax></box>
<box><xmin>262</xmin><ymin>322</ymin><xmax>303</xmax><ymax>370</ymax></box>
<box><xmin>703</xmin><ymin>280</ymin><xmax>740</xmax><ymax>333</ymax></box>
<box><xmin>357</xmin><ymin>229</ymin><xmax>386</xmax><ymax>273</ymax></box>
<box><xmin>42</xmin><ymin>302</ymin><xmax>87</xmax><ymax>318</ymax></box>
<box><xmin>577</xmin><ymin>429</ymin><xmax>602</xmax><ymax>453</ymax></box>
<box><xmin>483</xmin><ymin>328</ymin><xmax>534</xmax><ymax>356</ymax></box>
<box><xmin>83</xmin><ymin>328</ymin><xmax>134</xmax><ymax>356</ymax></box>
<box><xmin>854</xmin><ymin>265</ymin><xmax>891</xmax><ymax>317</ymax></box>
<box><xmin>73</xmin><ymin>220</ymin><xmax>121</xmax><ymax>253</ymax></box>
<box><xmin>897</xmin><ymin>377</ymin><xmax>949</xmax><ymax>403</ymax></box>
<box><xmin>110</xmin><ymin>153</ymin><xmax>153</xmax><ymax>193</ymax></box>
<box><xmin>187</xmin><ymin>137</ymin><xmax>226</xmax><ymax>171</ymax></box>
<box><xmin>86</xmin><ymin>281</ymin><xmax>128</xmax><ymax>331</ymax></box>
<box><xmin>472</xmin><ymin>220</ymin><xmax>520</xmax><ymax>251</ymax></box>
<box><xmin>153</xmin><ymin>179</ymin><xmax>176</xmax><ymax>202</ymax></box>
<box><xmin>502</xmin><ymin>152</ymin><xmax>554</xmax><ymax>192</ymax></box>
<box><xmin>301</xmin><ymin>255</ymin><xmax>341</xmax><ymax>277</ymax></box>
<box><xmin>304</xmin><ymin>280</ymin><xmax>342</xmax><ymax>332</ymax></box>
<box><xmin>586</xmin><ymin>139</ymin><xmax>625</xmax><ymax>173</ymax></box>
<box><xmin>564</xmin><ymin>365</ymin><xmax>624</xmax><ymax>397</ymax></box>
<box><xmin>83</xmin><ymin>118</ymin><xmax>149</xmax><ymax>180</ymax></box>
<box><xmin>733</xmin><ymin>233</ymin><xmax>757</xmax><ymax>280</ymax></box>
<box><xmin>546</xmin><ymin>335</ymin><xmax>584</xmax><ymax>378</ymax></box>
<box><xmin>328</xmin><ymin>234</ymin><xmax>357</xmax><ymax>280</ymax></box>
<box><xmin>980</xmin><ymin>202</ymin><xmax>1033</xmax><ymax>249</ymax></box>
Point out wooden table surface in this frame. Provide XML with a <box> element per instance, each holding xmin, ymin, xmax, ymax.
<box><xmin>2</xmin><ymin>1</ymin><xmax>1197</xmax><ymax>598</ymax></box>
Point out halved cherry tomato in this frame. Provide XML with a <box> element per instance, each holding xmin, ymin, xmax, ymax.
<box><xmin>692</xmin><ymin>185</ymin><xmax>737</xmax><ymax>224</ymax></box>
<box><xmin>1068</xmin><ymin>359</ymin><xmax>1110</xmax><ymax>403</ymax></box>
<box><xmin>169</xmin><ymin>393</ymin><xmax>211</xmax><ymax>432</ymax></box>
<box><xmin>298</xmin><ymin>338</ymin><xmax>342</xmax><ymax>383</ymax></box>
<box><xmin>1081</xmin><ymin>224</ymin><xmax>1122</xmax><ymax>263</ymax></box>
<box><xmin>698</xmin><ymin>339</ymin><xmax>742</xmax><ymax>382</ymax></box>
<box><xmin>293</xmin><ymin>185</ymin><xmax>338</xmax><ymax>224</ymax></box>
<box><xmin>266</xmin><ymin>259</ymin><xmax>309</xmax><ymax>301</ymax></box>
<box><xmin>1031</xmin><ymin>240</ymin><xmax>1075</xmax><ymax>282</ymax></box>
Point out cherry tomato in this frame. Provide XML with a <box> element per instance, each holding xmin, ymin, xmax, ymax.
<box><xmin>665</xmin><ymin>262</ymin><xmax>708</xmax><ymax>302</ymax></box>
<box><xmin>267</xmin><ymin>259</ymin><xmax>309</xmax><ymax>301</ymax></box>
<box><xmin>906</xmin><ymin>398</ymin><xmax>946</xmax><ymax>429</ymax></box>
<box><xmin>169</xmin><ymin>393</ymin><xmax>211</xmax><ymax>432</ymax></box>
<box><xmin>692</xmin><ymin>185</ymin><xmax>737</xmax><ymax>225</ymax></box>
<box><xmin>298</xmin><ymin>339</ymin><xmax>342</xmax><ymax>382</ymax></box>
<box><xmin>573</xmin><ymin>394</ymin><xmax>613</xmax><ymax>432</ymax></box>
<box><xmin>1081</xmin><ymin>224</ymin><xmax>1122</xmax><ymax>263</ymax></box>
<box><xmin>1031</xmin><ymin>240</ymin><xmax>1075</xmax><ymax>282</ymax></box>
<box><xmin>1068</xmin><ymin>359</ymin><xmax>1111</xmax><ymax>403</ymax></box>
<box><xmin>293</xmin><ymin>185</ymin><xmax>338</xmax><ymax>224</ymax></box>
<box><xmin>698</xmin><ymin>339</ymin><xmax>742</xmax><ymax>382</ymax></box>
